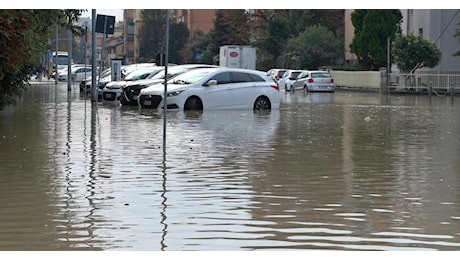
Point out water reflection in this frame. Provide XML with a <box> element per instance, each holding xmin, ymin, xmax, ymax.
<box><xmin>0</xmin><ymin>83</ymin><xmax>460</xmax><ymax>250</ymax></box>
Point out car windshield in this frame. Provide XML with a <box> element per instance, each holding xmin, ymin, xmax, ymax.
<box><xmin>150</xmin><ymin>66</ymin><xmax>192</xmax><ymax>80</ymax></box>
<box><xmin>125</xmin><ymin>69</ymin><xmax>157</xmax><ymax>81</ymax></box>
<box><xmin>102</xmin><ymin>68</ymin><xmax>111</xmax><ymax>77</ymax></box>
<box><xmin>168</xmin><ymin>68</ymin><xmax>218</xmax><ymax>85</ymax></box>
<box><xmin>291</xmin><ymin>72</ymin><xmax>301</xmax><ymax>78</ymax></box>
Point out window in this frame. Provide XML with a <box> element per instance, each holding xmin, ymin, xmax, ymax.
<box><xmin>230</xmin><ymin>72</ymin><xmax>252</xmax><ymax>83</ymax></box>
<box><xmin>311</xmin><ymin>72</ymin><xmax>331</xmax><ymax>78</ymax></box>
<box><xmin>297</xmin><ymin>72</ymin><xmax>308</xmax><ymax>79</ymax></box>
<box><xmin>211</xmin><ymin>72</ymin><xmax>230</xmax><ymax>84</ymax></box>
<box><xmin>290</xmin><ymin>72</ymin><xmax>301</xmax><ymax>79</ymax></box>
<box><xmin>248</xmin><ymin>73</ymin><xmax>264</xmax><ymax>82</ymax></box>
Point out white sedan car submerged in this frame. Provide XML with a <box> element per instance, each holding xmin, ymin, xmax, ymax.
<box><xmin>138</xmin><ymin>67</ymin><xmax>280</xmax><ymax>111</ymax></box>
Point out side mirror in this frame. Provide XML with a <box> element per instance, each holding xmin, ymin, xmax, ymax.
<box><xmin>204</xmin><ymin>79</ymin><xmax>218</xmax><ymax>86</ymax></box>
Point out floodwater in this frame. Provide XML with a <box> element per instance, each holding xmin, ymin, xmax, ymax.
<box><xmin>1</xmin><ymin>82</ymin><xmax>460</xmax><ymax>251</ymax></box>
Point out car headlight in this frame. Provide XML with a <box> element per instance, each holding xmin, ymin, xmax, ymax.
<box><xmin>167</xmin><ymin>90</ymin><xmax>185</xmax><ymax>97</ymax></box>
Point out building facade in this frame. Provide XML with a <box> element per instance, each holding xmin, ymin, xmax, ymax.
<box><xmin>173</xmin><ymin>9</ymin><xmax>215</xmax><ymax>36</ymax></box>
<box><xmin>345</xmin><ymin>9</ymin><xmax>460</xmax><ymax>72</ymax></box>
<box><xmin>84</xmin><ymin>9</ymin><xmax>459</xmax><ymax>72</ymax></box>
<box><xmin>120</xmin><ymin>9</ymin><xmax>215</xmax><ymax>65</ymax></box>
<box><xmin>401</xmin><ymin>9</ymin><xmax>460</xmax><ymax>72</ymax></box>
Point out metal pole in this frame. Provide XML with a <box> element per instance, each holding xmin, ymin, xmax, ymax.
<box><xmin>84</xmin><ymin>25</ymin><xmax>88</xmax><ymax>95</ymax></box>
<box><xmin>163</xmin><ymin>9</ymin><xmax>170</xmax><ymax>150</ymax></box>
<box><xmin>67</xmin><ymin>29</ymin><xmax>72</xmax><ymax>91</ymax></box>
<box><xmin>386</xmin><ymin>37</ymin><xmax>391</xmax><ymax>95</ymax></box>
<box><xmin>91</xmin><ymin>9</ymin><xmax>98</xmax><ymax>102</ymax></box>
<box><xmin>55</xmin><ymin>25</ymin><xmax>58</xmax><ymax>84</ymax></box>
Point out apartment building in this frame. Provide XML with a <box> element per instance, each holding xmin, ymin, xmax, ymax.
<box><xmin>121</xmin><ymin>9</ymin><xmax>215</xmax><ymax>64</ymax></box>
<box><xmin>401</xmin><ymin>9</ymin><xmax>459</xmax><ymax>72</ymax></box>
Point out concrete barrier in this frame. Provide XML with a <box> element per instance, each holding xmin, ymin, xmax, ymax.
<box><xmin>329</xmin><ymin>70</ymin><xmax>381</xmax><ymax>91</ymax></box>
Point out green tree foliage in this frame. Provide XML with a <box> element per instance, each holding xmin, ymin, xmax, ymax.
<box><xmin>349</xmin><ymin>9</ymin><xmax>402</xmax><ymax>70</ymax></box>
<box><xmin>281</xmin><ymin>25</ymin><xmax>342</xmax><ymax>70</ymax></box>
<box><xmin>169</xmin><ymin>22</ymin><xmax>189</xmax><ymax>64</ymax></box>
<box><xmin>261</xmin><ymin>16</ymin><xmax>290</xmax><ymax>63</ymax></box>
<box><xmin>0</xmin><ymin>9</ymin><xmax>84</xmax><ymax>110</ymax></box>
<box><xmin>202</xmin><ymin>10</ymin><xmax>252</xmax><ymax>64</ymax></box>
<box><xmin>392</xmin><ymin>32</ymin><xmax>441</xmax><ymax>73</ymax></box>
<box><xmin>251</xmin><ymin>10</ymin><xmax>344</xmax><ymax>71</ymax></box>
<box><xmin>180</xmin><ymin>30</ymin><xmax>213</xmax><ymax>64</ymax></box>
<box><xmin>139</xmin><ymin>10</ymin><xmax>167</xmax><ymax>62</ymax></box>
<box><xmin>212</xmin><ymin>9</ymin><xmax>251</xmax><ymax>46</ymax></box>
<box><xmin>139</xmin><ymin>10</ymin><xmax>190</xmax><ymax>64</ymax></box>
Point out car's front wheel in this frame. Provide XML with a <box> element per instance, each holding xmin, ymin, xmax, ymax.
<box><xmin>253</xmin><ymin>96</ymin><xmax>271</xmax><ymax>110</ymax></box>
<box><xmin>184</xmin><ymin>97</ymin><xmax>203</xmax><ymax>110</ymax></box>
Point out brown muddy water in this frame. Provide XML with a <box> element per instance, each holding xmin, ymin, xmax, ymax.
<box><xmin>1</xmin><ymin>82</ymin><xmax>460</xmax><ymax>251</ymax></box>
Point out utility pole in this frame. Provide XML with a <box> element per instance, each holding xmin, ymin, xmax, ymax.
<box><xmin>67</xmin><ymin>29</ymin><xmax>72</xmax><ymax>91</ymax></box>
<box><xmin>91</xmin><ymin>9</ymin><xmax>98</xmax><ymax>102</ymax></box>
<box><xmin>163</xmin><ymin>9</ymin><xmax>170</xmax><ymax>151</ymax></box>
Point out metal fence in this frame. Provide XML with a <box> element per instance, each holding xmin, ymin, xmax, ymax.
<box><xmin>388</xmin><ymin>72</ymin><xmax>460</xmax><ymax>95</ymax></box>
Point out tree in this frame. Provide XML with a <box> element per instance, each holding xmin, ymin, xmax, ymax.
<box><xmin>349</xmin><ymin>9</ymin><xmax>402</xmax><ymax>70</ymax></box>
<box><xmin>392</xmin><ymin>32</ymin><xmax>441</xmax><ymax>73</ymax></box>
<box><xmin>257</xmin><ymin>15</ymin><xmax>290</xmax><ymax>69</ymax></box>
<box><xmin>280</xmin><ymin>25</ymin><xmax>343</xmax><ymax>70</ymax></box>
<box><xmin>180</xmin><ymin>30</ymin><xmax>213</xmax><ymax>64</ymax></box>
<box><xmin>168</xmin><ymin>22</ymin><xmax>189</xmax><ymax>64</ymax></box>
<box><xmin>0</xmin><ymin>9</ymin><xmax>84</xmax><ymax>111</ymax></box>
<box><xmin>139</xmin><ymin>10</ymin><xmax>167</xmax><ymax>62</ymax></box>
<box><xmin>139</xmin><ymin>10</ymin><xmax>189</xmax><ymax>65</ymax></box>
<box><xmin>212</xmin><ymin>9</ymin><xmax>251</xmax><ymax>46</ymax></box>
<box><xmin>251</xmin><ymin>9</ymin><xmax>345</xmax><ymax>71</ymax></box>
<box><xmin>203</xmin><ymin>9</ymin><xmax>251</xmax><ymax>65</ymax></box>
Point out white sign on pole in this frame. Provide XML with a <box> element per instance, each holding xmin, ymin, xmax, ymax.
<box><xmin>111</xmin><ymin>59</ymin><xmax>122</xmax><ymax>81</ymax></box>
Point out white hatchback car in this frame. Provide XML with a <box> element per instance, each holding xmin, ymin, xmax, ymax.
<box><xmin>138</xmin><ymin>67</ymin><xmax>280</xmax><ymax>111</ymax></box>
<box><xmin>57</xmin><ymin>65</ymin><xmax>92</xmax><ymax>82</ymax></box>
<box><xmin>278</xmin><ymin>69</ymin><xmax>303</xmax><ymax>92</ymax></box>
<box><xmin>291</xmin><ymin>70</ymin><xmax>335</xmax><ymax>92</ymax></box>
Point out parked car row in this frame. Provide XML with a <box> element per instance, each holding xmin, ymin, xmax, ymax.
<box><xmin>137</xmin><ymin>66</ymin><xmax>280</xmax><ymax>110</ymax></box>
<box><xmin>79</xmin><ymin>63</ymin><xmax>335</xmax><ymax>111</ymax></box>
<box><xmin>53</xmin><ymin>64</ymin><xmax>94</xmax><ymax>82</ymax></box>
<box><xmin>102</xmin><ymin>66</ymin><xmax>165</xmax><ymax>103</ymax></box>
<box><xmin>80</xmin><ymin>63</ymin><xmax>162</xmax><ymax>100</ymax></box>
<box><xmin>80</xmin><ymin>63</ymin><xmax>280</xmax><ymax>111</ymax></box>
<box><xmin>267</xmin><ymin>68</ymin><xmax>336</xmax><ymax>93</ymax></box>
<box><xmin>120</xmin><ymin>64</ymin><xmax>219</xmax><ymax>106</ymax></box>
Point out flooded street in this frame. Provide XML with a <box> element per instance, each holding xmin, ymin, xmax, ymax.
<box><xmin>1</xmin><ymin>82</ymin><xmax>460</xmax><ymax>250</ymax></box>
